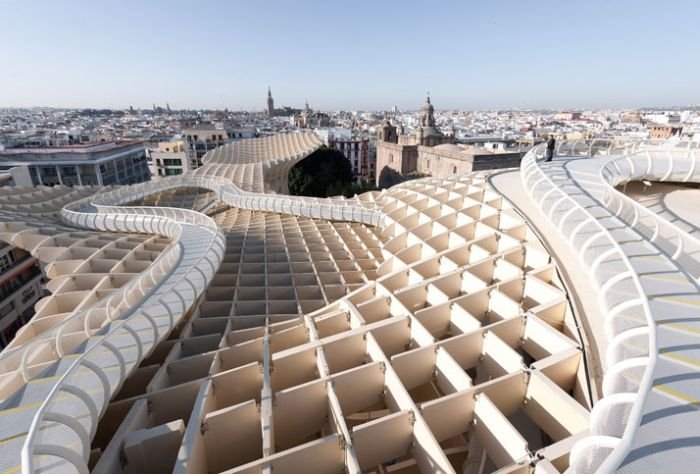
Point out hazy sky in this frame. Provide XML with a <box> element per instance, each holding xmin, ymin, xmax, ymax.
<box><xmin>1</xmin><ymin>0</ymin><xmax>698</xmax><ymax>111</ymax></box>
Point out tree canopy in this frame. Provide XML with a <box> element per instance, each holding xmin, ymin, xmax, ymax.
<box><xmin>288</xmin><ymin>146</ymin><xmax>354</xmax><ymax>198</ymax></box>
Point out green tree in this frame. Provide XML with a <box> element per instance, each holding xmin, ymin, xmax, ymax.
<box><xmin>288</xmin><ymin>146</ymin><xmax>354</xmax><ymax>198</ymax></box>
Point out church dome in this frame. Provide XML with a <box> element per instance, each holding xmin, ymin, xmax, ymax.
<box><xmin>420</xmin><ymin>94</ymin><xmax>436</xmax><ymax>128</ymax></box>
<box><xmin>422</xmin><ymin>95</ymin><xmax>434</xmax><ymax>113</ymax></box>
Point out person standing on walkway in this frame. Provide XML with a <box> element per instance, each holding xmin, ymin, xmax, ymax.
<box><xmin>545</xmin><ymin>136</ymin><xmax>556</xmax><ymax>162</ymax></box>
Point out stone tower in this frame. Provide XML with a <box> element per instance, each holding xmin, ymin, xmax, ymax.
<box><xmin>267</xmin><ymin>87</ymin><xmax>274</xmax><ymax>116</ymax></box>
<box><xmin>378</xmin><ymin>117</ymin><xmax>398</xmax><ymax>143</ymax></box>
<box><xmin>420</xmin><ymin>93</ymin><xmax>436</xmax><ymax>128</ymax></box>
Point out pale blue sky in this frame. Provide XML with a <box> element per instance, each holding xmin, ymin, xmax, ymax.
<box><xmin>1</xmin><ymin>0</ymin><xmax>698</xmax><ymax>111</ymax></box>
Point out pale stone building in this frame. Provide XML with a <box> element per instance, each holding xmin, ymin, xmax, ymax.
<box><xmin>149</xmin><ymin>140</ymin><xmax>191</xmax><ymax>178</ymax></box>
<box><xmin>376</xmin><ymin>95</ymin><xmax>523</xmax><ymax>188</ymax></box>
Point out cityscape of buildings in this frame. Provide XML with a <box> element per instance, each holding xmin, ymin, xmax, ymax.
<box><xmin>1</xmin><ymin>90</ymin><xmax>699</xmax><ymax>190</ymax></box>
<box><xmin>0</xmin><ymin>93</ymin><xmax>700</xmax><ymax>474</ymax></box>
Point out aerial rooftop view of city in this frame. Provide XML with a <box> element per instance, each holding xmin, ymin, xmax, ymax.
<box><xmin>0</xmin><ymin>1</ymin><xmax>699</xmax><ymax>473</ymax></box>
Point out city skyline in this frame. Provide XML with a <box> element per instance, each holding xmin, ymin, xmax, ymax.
<box><xmin>1</xmin><ymin>0</ymin><xmax>699</xmax><ymax>110</ymax></box>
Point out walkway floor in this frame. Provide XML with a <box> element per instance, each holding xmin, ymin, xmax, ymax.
<box><xmin>623</xmin><ymin>181</ymin><xmax>700</xmax><ymax>236</ymax></box>
<box><xmin>533</xmin><ymin>156</ymin><xmax>700</xmax><ymax>473</ymax></box>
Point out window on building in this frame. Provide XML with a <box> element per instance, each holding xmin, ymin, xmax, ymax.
<box><xmin>0</xmin><ymin>253</ymin><xmax>14</xmax><ymax>273</ymax></box>
<box><xmin>453</xmin><ymin>166</ymin><xmax>458</xmax><ymax>174</ymax></box>
<box><xmin>426</xmin><ymin>160</ymin><xmax>430</xmax><ymax>169</ymax></box>
<box><xmin>389</xmin><ymin>154</ymin><xmax>394</xmax><ymax>163</ymax></box>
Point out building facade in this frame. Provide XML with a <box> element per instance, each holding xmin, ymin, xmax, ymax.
<box><xmin>183</xmin><ymin>127</ymin><xmax>229</xmax><ymax>169</ymax></box>
<box><xmin>328</xmin><ymin>136</ymin><xmax>375</xmax><ymax>182</ymax></box>
<box><xmin>0</xmin><ymin>243</ymin><xmax>43</xmax><ymax>349</ymax></box>
<box><xmin>0</xmin><ymin>141</ymin><xmax>150</xmax><ymax>186</ymax></box>
<box><xmin>149</xmin><ymin>140</ymin><xmax>191</xmax><ymax>178</ymax></box>
<box><xmin>376</xmin><ymin>96</ymin><xmax>523</xmax><ymax>187</ymax></box>
<box><xmin>292</xmin><ymin>101</ymin><xmax>331</xmax><ymax>129</ymax></box>
<box><xmin>648</xmin><ymin>123</ymin><xmax>683</xmax><ymax>139</ymax></box>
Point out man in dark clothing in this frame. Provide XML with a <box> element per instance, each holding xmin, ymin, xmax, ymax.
<box><xmin>545</xmin><ymin>136</ymin><xmax>556</xmax><ymax>162</ymax></box>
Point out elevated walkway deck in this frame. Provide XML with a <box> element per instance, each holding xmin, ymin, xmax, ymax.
<box><xmin>521</xmin><ymin>144</ymin><xmax>700</xmax><ymax>473</ymax></box>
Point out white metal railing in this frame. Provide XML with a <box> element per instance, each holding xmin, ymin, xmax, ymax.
<box><xmin>19</xmin><ymin>186</ymin><xmax>226</xmax><ymax>473</ymax></box>
<box><xmin>521</xmin><ymin>143</ymin><xmax>658</xmax><ymax>473</ymax></box>
<box><xmin>541</xmin><ymin>139</ymin><xmax>700</xmax><ymax>277</ymax></box>
<box><xmin>14</xmin><ymin>156</ymin><xmax>385</xmax><ymax>472</ymax></box>
<box><xmin>552</xmin><ymin>137</ymin><xmax>700</xmax><ymax>158</ymax></box>
<box><xmin>0</xmin><ymin>215</ymin><xmax>183</xmax><ymax>378</ymax></box>
<box><xmin>599</xmin><ymin>149</ymin><xmax>700</xmax><ymax>279</ymax></box>
<box><xmin>97</xmin><ymin>173</ymin><xmax>385</xmax><ymax>227</ymax></box>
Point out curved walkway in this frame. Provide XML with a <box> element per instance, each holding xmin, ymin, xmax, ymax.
<box><xmin>521</xmin><ymin>143</ymin><xmax>700</xmax><ymax>473</ymax></box>
<box><xmin>623</xmin><ymin>181</ymin><xmax>700</xmax><ymax>238</ymax></box>
<box><xmin>0</xmin><ymin>136</ymin><xmax>382</xmax><ymax>473</ymax></box>
<box><xmin>119</xmin><ymin>175</ymin><xmax>383</xmax><ymax>227</ymax></box>
<box><xmin>0</xmin><ymin>195</ymin><xmax>226</xmax><ymax>473</ymax></box>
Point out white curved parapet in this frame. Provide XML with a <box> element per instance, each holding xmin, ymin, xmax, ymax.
<box><xmin>521</xmin><ymin>140</ymin><xmax>700</xmax><ymax>473</ymax></box>
<box><xmin>0</xmin><ymin>133</ymin><xmax>380</xmax><ymax>473</ymax></box>
<box><xmin>16</xmin><ymin>197</ymin><xmax>226</xmax><ymax>473</ymax></box>
<box><xmin>109</xmin><ymin>173</ymin><xmax>384</xmax><ymax>227</ymax></box>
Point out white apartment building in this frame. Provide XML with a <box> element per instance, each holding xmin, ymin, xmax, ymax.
<box><xmin>149</xmin><ymin>140</ymin><xmax>191</xmax><ymax>178</ymax></box>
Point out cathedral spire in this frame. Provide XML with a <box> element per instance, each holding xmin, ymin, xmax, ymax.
<box><xmin>266</xmin><ymin>87</ymin><xmax>274</xmax><ymax>116</ymax></box>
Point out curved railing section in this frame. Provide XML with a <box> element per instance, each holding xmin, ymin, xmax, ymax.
<box><xmin>521</xmin><ymin>143</ymin><xmax>657</xmax><ymax>473</ymax></box>
<box><xmin>16</xmin><ymin>188</ymin><xmax>226</xmax><ymax>473</ymax></box>
<box><xmin>11</xmin><ymin>143</ymin><xmax>385</xmax><ymax>472</ymax></box>
<box><xmin>522</xmin><ymin>139</ymin><xmax>700</xmax><ymax>472</ymax></box>
<box><xmin>548</xmin><ymin>141</ymin><xmax>700</xmax><ymax>274</ymax></box>
<box><xmin>599</xmin><ymin>149</ymin><xmax>700</xmax><ymax>278</ymax></box>
<box><xmin>95</xmin><ymin>174</ymin><xmax>384</xmax><ymax>227</ymax></box>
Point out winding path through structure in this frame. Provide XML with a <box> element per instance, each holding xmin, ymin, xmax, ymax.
<box><xmin>522</xmin><ymin>142</ymin><xmax>700</xmax><ymax>473</ymax></box>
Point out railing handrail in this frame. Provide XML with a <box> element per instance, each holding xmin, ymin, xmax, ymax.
<box><xmin>545</xmin><ymin>139</ymin><xmax>700</xmax><ymax>272</ymax></box>
<box><xmin>21</xmin><ymin>205</ymin><xmax>225</xmax><ymax>473</ymax></box>
<box><xmin>0</xmin><ymin>212</ymin><xmax>184</xmax><ymax>370</ymax></box>
<box><xmin>523</xmin><ymin>143</ymin><xmax>658</xmax><ymax>472</ymax></box>
<box><xmin>600</xmin><ymin>149</ymin><xmax>700</xmax><ymax>271</ymax></box>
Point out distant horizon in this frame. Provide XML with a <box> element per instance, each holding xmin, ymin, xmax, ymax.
<box><xmin>1</xmin><ymin>0</ymin><xmax>699</xmax><ymax>110</ymax></box>
<box><xmin>1</xmin><ymin>103</ymin><xmax>699</xmax><ymax>114</ymax></box>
